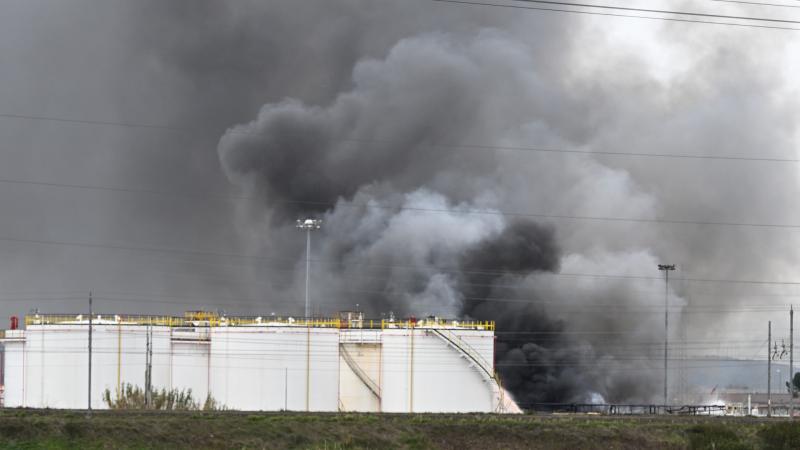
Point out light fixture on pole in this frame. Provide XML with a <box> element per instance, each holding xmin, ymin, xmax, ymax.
<box><xmin>658</xmin><ymin>264</ymin><xmax>676</xmax><ymax>407</ymax></box>
<box><xmin>296</xmin><ymin>218</ymin><xmax>322</xmax><ymax>318</ymax></box>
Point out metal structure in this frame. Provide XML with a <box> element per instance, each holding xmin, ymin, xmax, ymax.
<box><xmin>790</xmin><ymin>306</ymin><xmax>794</xmax><ymax>418</ymax></box>
<box><xmin>658</xmin><ymin>264</ymin><xmax>676</xmax><ymax>406</ymax></box>
<box><xmin>296</xmin><ymin>219</ymin><xmax>322</xmax><ymax>318</ymax></box>
<box><xmin>87</xmin><ymin>292</ymin><xmax>92</xmax><ymax>415</ymax></box>
<box><xmin>523</xmin><ymin>403</ymin><xmax>726</xmax><ymax>415</ymax></box>
<box><xmin>0</xmin><ymin>311</ymin><xmax>508</xmax><ymax>413</ymax></box>
<box><xmin>767</xmin><ymin>321</ymin><xmax>790</xmax><ymax>418</ymax></box>
<box><xmin>768</xmin><ymin>320</ymin><xmax>772</xmax><ymax>417</ymax></box>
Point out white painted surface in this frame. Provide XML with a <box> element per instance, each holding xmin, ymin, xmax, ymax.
<box><xmin>380</xmin><ymin>329</ymin><xmax>496</xmax><ymax>413</ymax></box>
<box><xmin>2</xmin><ymin>339</ymin><xmax>24</xmax><ymax>407</ymax></box>
<box><xmin>170</xmin><ymin>341</ymin><xmax>209</xmax><ymax>403</ymax></box>
<box><xmin>339</xmin><ymin>343</ymin><xmax>381</xmax><ymax>412</ymax></box>
<box><xmin>209</xmin><ymin>327</ymin><xmax>339</xmax><ymax>411</ymax></box>
<box><xmin>1</xmin><ymin>323</ymin><xmax>496</xmax><ymax>412</ymax></box>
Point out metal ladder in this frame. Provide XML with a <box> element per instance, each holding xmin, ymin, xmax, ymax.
<box><xmin>431</xmin><ymin>328</ymin><xmax>506</xmax><ymax>412</ymax></box>
<box><xmin>340</xmin><ymin>344</ymin><xmax>382</xmax><ymax>400</ymax></box>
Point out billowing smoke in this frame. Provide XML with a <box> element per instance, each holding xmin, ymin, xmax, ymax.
<box><xmin>4</xmin><ymin>0</ymin><xmax>799</xmax><ymax>406</ymax></box>
<box><xmin>217</xmin><ymin>31</ymin><xmax>681</xmax><ymax>404</ymax></box>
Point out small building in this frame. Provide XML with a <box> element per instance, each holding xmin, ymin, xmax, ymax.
<box><xmin>717</xmin><ymin>392</ymin><xmax>798</xmax><ymax>417</ymax></box>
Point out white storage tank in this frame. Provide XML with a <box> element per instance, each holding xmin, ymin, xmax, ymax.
<box><xmin>0</xmin><ymin>312</ymin><xmax>509</xmax><ymax>413</ymax></box>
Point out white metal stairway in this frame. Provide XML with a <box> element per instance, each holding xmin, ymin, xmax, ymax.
<box><xmin>430</xmin><ymin>328</ymin><xmax>506</xmax><ymax>413</ymax></box>
<box><xmin>340</xmin><ymin>344</ymin><xmax>382</xmax><ymax>401</ymax></box>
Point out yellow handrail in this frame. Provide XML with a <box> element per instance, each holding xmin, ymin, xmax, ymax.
<box><xmin>24</xmin><ymin>313</ymin><xmax>494</xmax><ymax>330</ymax></box>
<box><xmin>380</xmin><ymin>319</ymin><xmax>494</xmax><ymax>331</ymax></box>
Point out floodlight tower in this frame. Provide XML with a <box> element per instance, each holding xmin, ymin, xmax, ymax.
<box><xmin>296</xmin><ymin>219</ymin><xmax>322</xmax><ymax>318</ymax></box>
<box><xmin>658</xmin><ymin>264</ymin><xmax>676</xmax><ymax>407</ymax></box>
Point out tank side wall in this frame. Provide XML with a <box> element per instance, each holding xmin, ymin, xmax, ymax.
<box><xmin>209</xmin><ymin>327</ymin><xmax>340</xmax><ymax>412</ymax></box>
<box><xmin>22</xmin><ymin>324</ymin><xmax>172</xmax><ymax>409</ymax></box>
<box><xmin>31</xmin><ymin>326</ymin><xmax>87</xmax><ymax>409</ymax></box>
<box><xmin>151</xmin><ymin>328</ymin><xmax>172</xmax><ymax>393</ymax></box>
<box><xmin>411</xmin><ymin>330</ymin><xmax>494</xmax><ymax>413</ymax></box>
<box><xmin>2</xmin><ymin>341</ymin><xmax>24</xmax><ymax>407</ymax></box>
<box><xmin>338</xmin><ymin>343</ymin><xmax>380</xmax><ymax>412</ymax></box>
<box><xmin>308</xmin><ymin>329</ymin><xmax>339</xmax><ymax>412</ymax></box>
<box><xmin>170</xmin><ymin>342</ymin><xmax>209</xmax><ymax>402</ymax></box>
<box><xmin>209</xmin><ymin>328</ymin><xmax>298</xmax><ymax>411</ymax></box>
<box><xmin>380</xmin><ymin>330</ymin><xmax>411</xmax><ymax>413</ymax></box>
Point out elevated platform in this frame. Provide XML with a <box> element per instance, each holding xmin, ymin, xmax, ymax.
<box><xmin>21</xmin><ymin>311</ymin><xmax>494</xmax><ymax>330</ymax></box>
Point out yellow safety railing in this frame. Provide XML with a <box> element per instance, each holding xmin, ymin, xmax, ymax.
<box><xmin>25</xmin><ymin>314</ymin><xmax>88</xmax><ymax>326</ymax></box>
<box><xmin>24</xmin><ymin>313</ymin><xmax>494</xmax><ymax>330</ymax></box>
<box><xmin>25</xmin><ymin>314</ymin><xmax>181</xmax><ymax>326</ymax></box>
<box><xmin>185</xmin><ymin>310</ymin><xmax>218</xmax><ymax>321</ymax></box>
<box><xmin>219</xmin><ymin>317</ymin><xmax>342</xmax><ymax>328</ymax></box>
<box><xmin>117</xmin><ymin>315</ymin><xmax>180</xmax><ymax>326</ymax></box>
<box><xmin>380</xmin><ymin>319</ymin><xmax>494</xmax><ymax>331</ymax></box>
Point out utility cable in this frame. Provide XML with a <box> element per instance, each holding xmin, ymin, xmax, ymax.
<box><xmin>0</xmin><ymin>112</ymin><xmax>797</xmax><ymax>163</ymax></box>
<box><xmin>3</xmin><ymin>176</ymin><xmax>800</xmax><ymax>230</ymax></box>
<box><xmin>5</xmin><ymin>232</ymin><xmax>800</xmax><ymax>286</ymax></box>
<box><xmin>432</xmin><ymin>0</ymin><xmax>800</xmax><ymax>31</ymax></box>
<box><xmin>508</xmin><ymin>0</ymin><xmax>800</xmax><ymax>24</ymax></box>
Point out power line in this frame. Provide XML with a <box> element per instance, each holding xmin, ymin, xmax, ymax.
<box><xmin>508</xmin><ymin>0</ymin><xmax>800</xmax><ymax>24</ymax></box>
<box><xmin>0</xmin><ymin>283</ymin><xmax>797</xmax><ymax>314</ymax></box>
<box><xmin>0</xmin><ymin>178</ymin><xmax>242</xmax><ymax>202</ymax></box>
<box><xmin>3</xmin><ymin>176</ymin><xmax>800</xmax><ymax>230</ymax></box>
<box><xmin>0</xmin><ymin>113</ymin><xmax>197</xmax><ymax>134</ymax></box>
<box><xmin>346</xmin><ymin>204</ymin><xmax>800</xmax><ymax>229</ymax></box>
<box><xmin>11</xmin><ymin>330</ymin><xmax>777</xmax><ymax>352</ymax></box>
<box><xmin>9</xmin><ymin>242</ymin><xmax>800</xmax><ymax>304</ymax></box>
<box><xmin>5</xmin><ymin>232</ymin><xmax>800</xmax><ymax>287</ymax></box>
<box><xmin>1</xmin><ymin>113</ymin><xmax>797</xmax><ymax>163</ymax></box>
<box><xmin>21</xmin><ymin>245</ymin><xmax>800</xmax><ymax>300</ymax></box>
<box><xmin>432</xmin><ymin>0</ymin><xmax>800</xmax><ymax>31</ymax></box>
<box><xmin>707</xmin><ymin>0</ymin><xmax>800</xmax><ymax>9</ymax></box>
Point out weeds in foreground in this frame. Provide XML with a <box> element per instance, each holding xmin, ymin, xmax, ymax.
<box><xmin>687</xmin><ymin>424</ymin><xmax>749</xmax><ymax>450</ymax></box>
<box><xmin>102</xmin><ymin>383</ymin><xmax>223</xmax><ymax>411</ymax></box>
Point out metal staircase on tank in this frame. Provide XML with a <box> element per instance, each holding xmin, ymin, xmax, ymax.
<box><xmin>430</xmin><ymin>328</ymin><xmax>507</xmax><ymax>413</ymax></box>
<box><xmin>340</xmin><ymin>344</ymin><xmax>382</xmax><ymax>401</ymax></box>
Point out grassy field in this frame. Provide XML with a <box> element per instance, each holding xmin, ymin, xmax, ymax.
<box><xmin>0</xmin><ymin>410</ymin><xmax>799</xmax><ymax>449</ymax></box>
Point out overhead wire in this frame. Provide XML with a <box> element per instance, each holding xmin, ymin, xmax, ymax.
<box><xmin>4</xmin><ymin>292</ymin><xmax>796</xmax><ymax>319</ymax></box>
<box><xmin>706</xmin><ymin>0</ymin><xmax>800</xmax><ymax>9</ymax></box>
<box><xmin>0</xmin><ymin>112</ymin><xmax>797</xmax><ymax>163</ymax></box>
<box><xmin>7</xmin><ymin>230</ymin><xmax>800</xmax><ymax>287</ymax></box>
<box><xmin>432</xmin><ymin>0</ymin><xmax>800</xmax><ymax>31</ymax></box>
<box><xmin>507</xmin><ymin>0</ymin><xmax>800</xmax><ymax>24</ymax></box>
<box><xmin>4</xmin><ymin>175</ymin><xmax>800</xmax><ymax>231</ymax></box>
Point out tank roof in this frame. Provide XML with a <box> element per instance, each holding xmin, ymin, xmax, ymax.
<box><xmin>22</xmin><ymin>312</ymin><xmax>494</xmax><ymax>330</ymax></box>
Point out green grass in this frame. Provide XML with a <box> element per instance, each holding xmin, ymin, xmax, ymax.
<box><xmin>0</xmin><ymin>411</ymin><xmax>799</xmax><ymax>449</ymax></box>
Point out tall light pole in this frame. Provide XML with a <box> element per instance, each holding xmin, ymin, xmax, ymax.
<box><xmin>658</xmin><ymin>264</ymin><xmax>676</xmax><ymax>407</ymax></box>
<box><xmin>296</xmin><ymin>219</ymin><xmax>322</xmax><ymax>318</ymax></box>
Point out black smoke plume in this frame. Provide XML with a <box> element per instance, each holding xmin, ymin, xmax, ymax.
<box><xmin>6</xmin><ymin>0</ymin><xmax>794</xmax><ymax>406</ymax></box>
<box><xmin>218</xmin><ymin>31</ymin><xmax>670</xmax><ymax>404</ymax></box>
<box><xmin>457</xmin><ymin>222</ymin><xmax>657</xmax><ymax>405</ymax></box>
